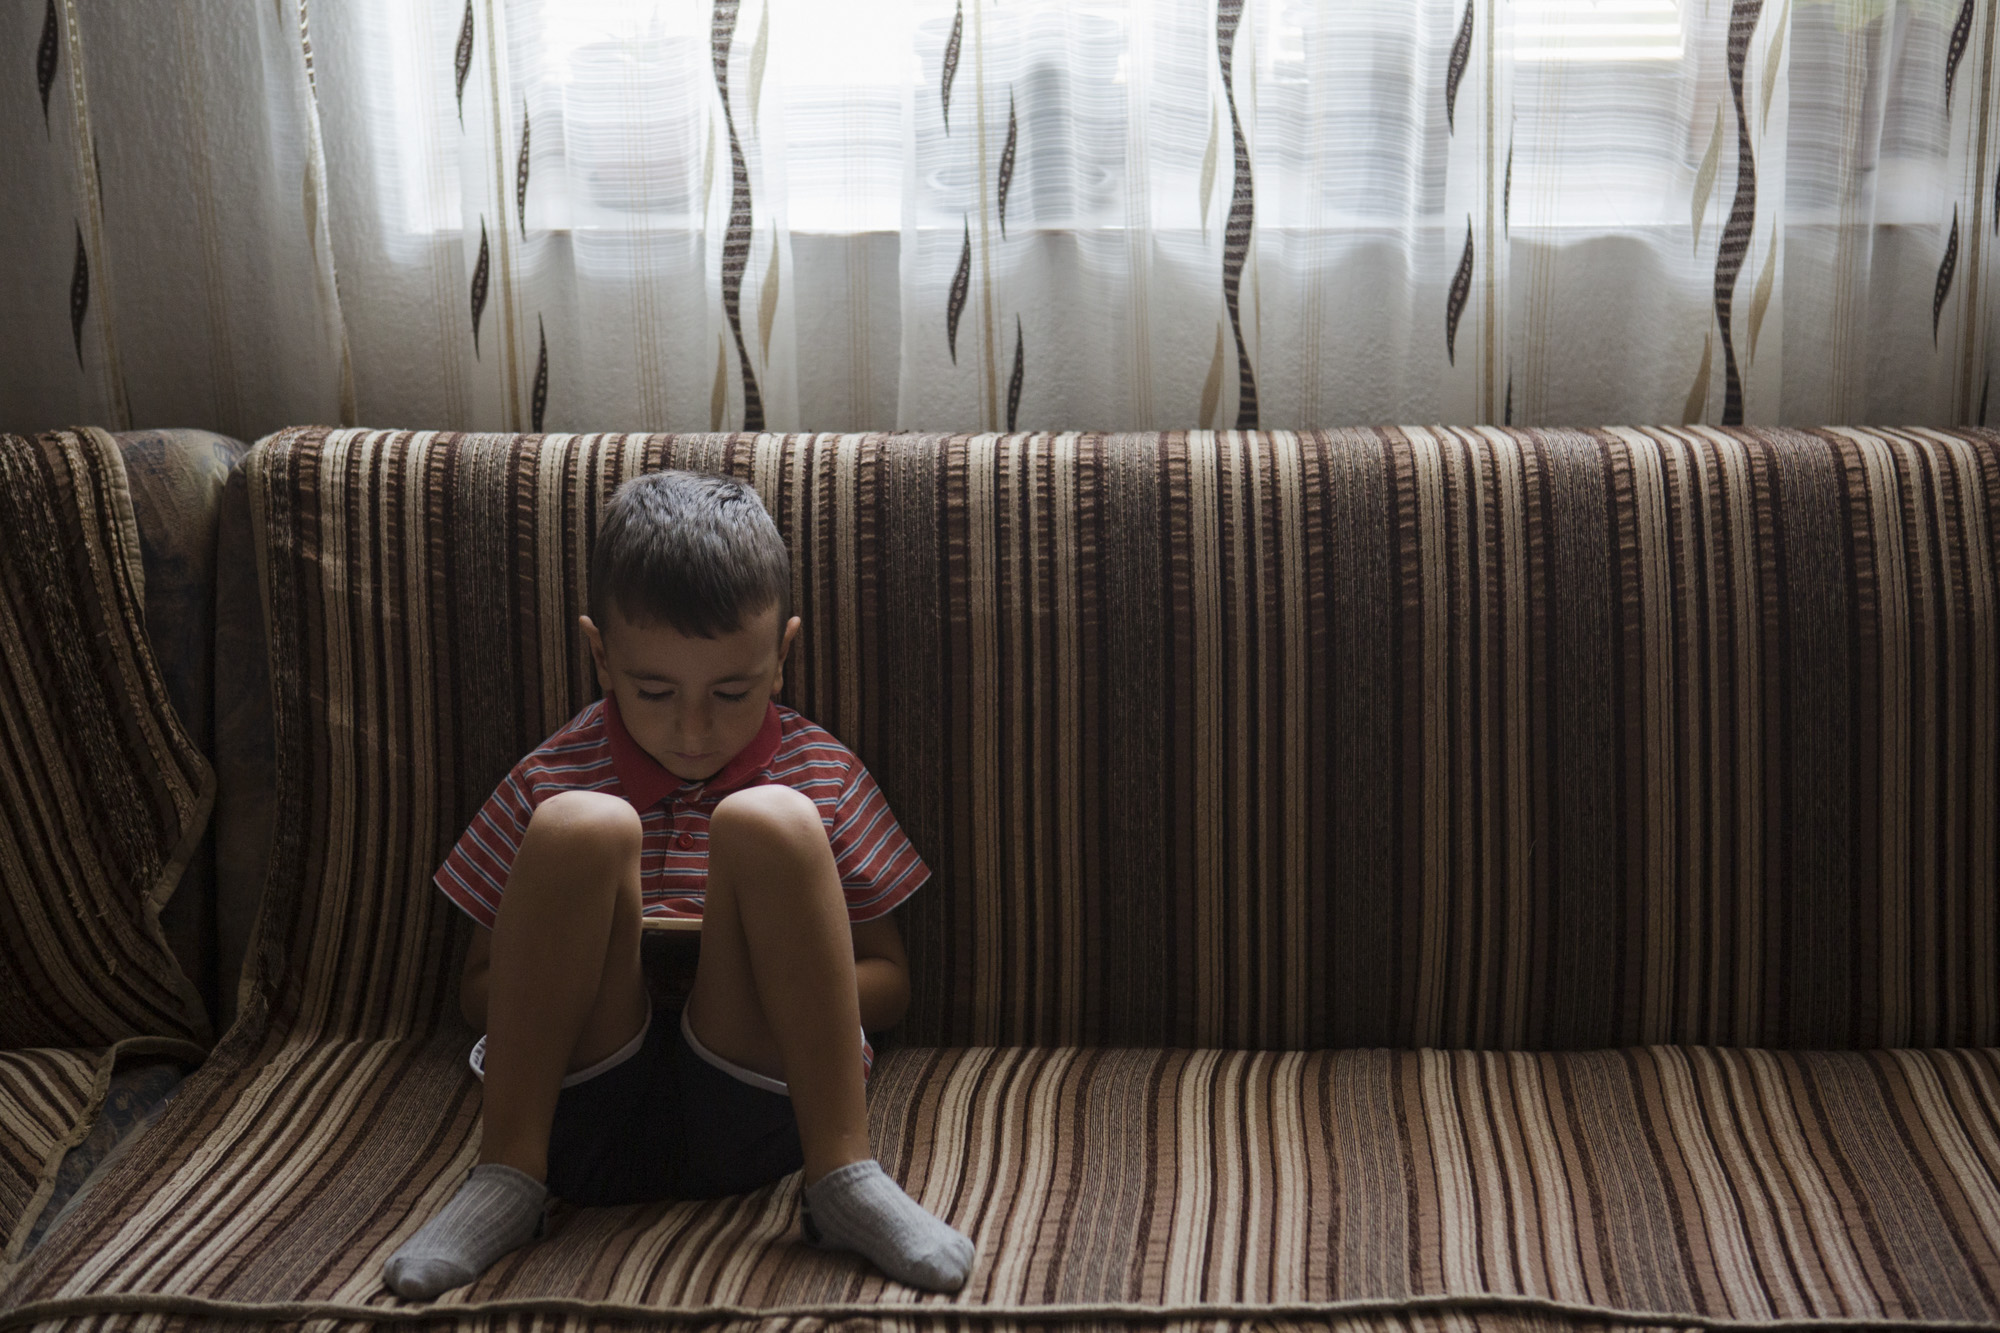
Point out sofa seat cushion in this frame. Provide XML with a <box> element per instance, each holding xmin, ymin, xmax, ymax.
<box><xmin>5</xmin><ymin>1038</ymin><xmax>1997</xmax><ymax>1327</ymax></box>
<box><xmin>0</xmin><ymin>1050</ymin><xmax>98</xmax><ymax>1269</ymax></box>
<box><xmin>0</xmin><ymin>1050</ymin><xmax>188</xmax><ymax>1277</ymax></box>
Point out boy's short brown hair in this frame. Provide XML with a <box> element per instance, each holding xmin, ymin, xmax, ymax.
<box><xmin>589</xmin><ymin>470</ymin><xmax>790</xmax><ymax>639</ymax></box>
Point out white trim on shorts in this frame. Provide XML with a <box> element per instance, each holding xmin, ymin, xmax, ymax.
<box><xmin>679</xmin><ymin>1007</ymin><xmax>792</xmax><ymax>1096</ymax></box>
<box><xmin>467</xmin><ymin>1010</ymin><xmax>869</xmax><ymax>1097</ymax></box>
<box><xmin>468</xmin><ymin>1016</ymin><xmax>649</xmax><ymax>1090</ymax></box>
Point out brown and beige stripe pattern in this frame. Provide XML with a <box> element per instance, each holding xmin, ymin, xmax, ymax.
<box><xmin>0</xmin><ymin>430</ymin><xmax>211</xmax><ymax>1053</ymax></box>
<box><xmin>109</xmin><ymin>425</ymin><xmax>2000</xmax><ymax>1052</ymax></box>
<box><xmin>9</xmin><ymin>1043</ymin><xmax>2000</xmax><ymax>1325</ymax></box>
<box><xmin>222</xmin><ymin>424</ymin><xmax>1988</xmax><ymax>1052</ymax></box>
<box><xmin>0</xmin><ymin>1049</ymin><xmax>95</xmax><ymax>1269</ymax></box>
<box><xmin>7</xmin><ymin>426</ymin><xmax>1999</xmax><ymax>1328</ymax></box>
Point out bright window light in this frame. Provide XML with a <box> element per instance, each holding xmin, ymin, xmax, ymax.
<box><xmin>1515</xmin><ymin>0</ymin><xmax>1685</xmax><ymax>62</ymax></box>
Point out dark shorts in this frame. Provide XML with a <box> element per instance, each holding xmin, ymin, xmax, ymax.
<box><xmin>541</xmin><ymin>1005</ymin><xmax>804</xmax><ymax>1206</ymax></box>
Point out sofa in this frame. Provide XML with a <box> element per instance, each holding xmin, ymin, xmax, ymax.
<box><xmin>2</xmin><ymin>422</ymin><xmax>1997</xmax><ymax>1330</ymax></box>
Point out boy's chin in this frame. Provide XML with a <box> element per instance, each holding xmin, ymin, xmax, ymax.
<box><xmin>657</xmin><ymin>750</ymin><xmax>730</xmax><ymax>783</ymax></box>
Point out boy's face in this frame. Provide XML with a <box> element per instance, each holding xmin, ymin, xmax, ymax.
<box><xmin>580</xmin><ymin>602</ymin><xmax>801</xmax><ymax>784</ymax></box>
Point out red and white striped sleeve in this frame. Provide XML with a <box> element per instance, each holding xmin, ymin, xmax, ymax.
<box><xmin>435</xmin><ymin>763</ymin><xmax>539</xmax><ymax>930</ymax></box>
<box><xmin>827</xmin><ymin>761</ymin><xmax>930</xmax><ymax>922</ymax></box>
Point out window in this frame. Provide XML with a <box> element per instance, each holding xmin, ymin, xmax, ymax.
<box><xmin>1515</xmin><ymin>0</ymin><xmax>1685</xmax><ymax>63</ymax></box>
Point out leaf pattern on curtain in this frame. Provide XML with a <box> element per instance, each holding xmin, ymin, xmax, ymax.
<box><xmin>1200</xmin><ymin>322</ymin><xmax>1224</xmax><ymax>428</ymax></box>
<box><xmin>1933</xmin><ymin>205</ymin><xmax>1958</xmax><ymax>345</ymax></box>
<box><xmin>1006</xmin><ymin>315</ymin><xmax>1024</xmax><ymax>431</ymax></box>
<box><xmin>759</xmin><ymin>239</ymin><xmax>780</xmax><ymax>364</ymax></box>
<box><xmin>1945</xmin><ymin>0</ymin><xmax>1973</xmax><ymax>110</ymax></box>
<box><xmin>998</xmin><ymin>89</ymin><xmax>1017</xmax><ymax>241</ymax></box>
<box><xmin>1447</xmin><ymin>217</ymin><xmax>1473</xmax><ymax>365</ymax></box>
<box><xmin>941</xmin><ymin>1</ymin><xmax>962</xmax><ymax>134</ymax></box>
<box><xmin>702</xmin><ymin>124</ymin><xmax>716</xmax><ymax>217</ymax></box>
<box><xmin>948</xmin><ymin>217</ymin><xmax>971</xmax><ymax>365</ymax></box>
<box><xmin>515</xmin><ymin>100</ymin><xmax>530</xmax><ymax>236</ymax></box>
<box><xmin>710</xmin><ymin>336</ymin><xmax>727</xmax><ymax>432</ymax></box>
<box><xmin>303</xmin><ymin>161</ymin><xmax>317</xmax><ymax>261</ymax></box>
<box><xmin>1504</xmin><ymin>134</ymin><xmax>1513</xmax><ymax>234</ymax></box>
<box><xmin>1217</xmin><ymin>0</ymin><xmax>1257</xmax><ymax>429</ymax></box>
<box><xmin>1748</xmin><ymin>229</ymin><xmax>1776</xmax><ymax>367</ymax></box>
<box><xmin>749</xmin><ymin>4</ymin><xmax>769</xmax><ymax>133</ymax></box>
<box><xmin>531</xmin><ymin>314</ymin><xmax>547</xmax><ymax>431</ymax></box>
<box><xmin>1199</xmin><ymin>102</ymin><xmax>1218</xmax><ymax>239</ymax></box>
<box><xmin>712</xmin><ymin>0</ymin><xmax>764</xmax><ymax>432</ymax></box>
<box><xmin>453</xmin><ymin>0</ymin><xmax>473</xmax><ymax>127</ymax></box>
<box><xmin>37</xmin><ymin>0</ymin><xmax>58</xmax><ymax>133</ymax></box>
<box><xmin>1447</xmin><ymin>0</ymin><xmax>1474</xmax><ymax>134</ymax></box>
<box><xmin>69</xmin><ymin>223</ymin><xmax>88</xmax><ymax>367</ymax></box>
<box><xmin>1760</xmin><ymin>0</ymin><xmax>1788</xmax><ymax>131</ymax></box>
<box><xmin>1684</xmin><ymin>331</ymin><xmax>1713</xmax><ymax>424</ymax></box>
<box><xmin>1713</xmin><ymin>0</ymin><xmax>1763</xmax><ymax>426</ymax></box>
<box><xmin>1693</xmin><ymin>106</ymin><xmax>1722</xmax><ymax>255</ymax></box>
<box><xmin>470</xmin><ymin>216</ymin><xmax>489</xmax><ymax>358</ymax></box>
<box><xmin>1504</xmin><ymin>372</ymin><xmax>1513</xmax><ymax>426</ymax></box>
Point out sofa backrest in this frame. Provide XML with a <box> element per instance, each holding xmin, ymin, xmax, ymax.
<box><xmin>232</xmin><ymin>427</ymin><xmax>1999</xmax><ymax>1051</ymax></box>
<box><xmin>115</xmin><ymin>429</ymin><xmax>248</xmax><ymax>1028</ymax></box>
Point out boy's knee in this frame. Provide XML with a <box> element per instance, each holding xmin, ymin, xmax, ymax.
<box><xmin>711</xmin><ymin>785</ymin><xmax>825</xmax><ymax>852</ymax></box>
<box><xmin>525</xmin><ymin>789</ymin><xmax>643</xmax><ymax>864</ymax></box>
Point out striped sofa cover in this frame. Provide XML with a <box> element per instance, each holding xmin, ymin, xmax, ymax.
<box><xmin>4</xmin><ymin>425</ymin><xmax>1998</xmax><ymax>1331</ymax></box>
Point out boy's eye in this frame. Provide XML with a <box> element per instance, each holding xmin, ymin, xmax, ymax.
<box><xmin>636</xmin><ymin>688</ymin><xmax>672</xmax><ymax>702</ymax></box>
<box><xmin>716</xmin><ymin>691</ymin><xmax>749</xmax><ymax>703</ymax></box>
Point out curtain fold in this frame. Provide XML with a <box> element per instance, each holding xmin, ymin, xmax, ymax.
<box><xmin>2</xmin><ymin>0</ymin><xmax>1993</xmax><ymax>436</ymax></box>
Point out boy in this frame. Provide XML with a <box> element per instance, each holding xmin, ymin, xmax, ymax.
<box><xmin>382</xmin><ymin>470</ymin><xmax>975</xmax><ymax>1298</ymax></box>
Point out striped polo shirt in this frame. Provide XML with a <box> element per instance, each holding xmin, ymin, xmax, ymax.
<box><xmin>436</xmin><ymin>695</ymin><xmax>930</xmax><ymax>930</ymax></box>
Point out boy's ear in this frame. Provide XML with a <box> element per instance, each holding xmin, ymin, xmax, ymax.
<box><xmin>772</xmin><ymin>615</ymin><xmax>802</xmax><ymax>691</ymax></box>
<box><xmin>580</xmin><ymin>615</ymin><xmax>612</xmax><ymax>684</ymax></box>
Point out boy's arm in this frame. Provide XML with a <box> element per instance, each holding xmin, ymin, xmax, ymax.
<box><xmin>852</xmin><ymin>913</ymin><xmax>910</xmax><ymax>1033</ymax></box>
<box><xmin>461</xmin><ymin>925</ymin><xmax>493</xmax><ymax>1030</ymax></box>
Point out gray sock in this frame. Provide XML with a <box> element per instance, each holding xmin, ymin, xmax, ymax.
<box><xmin>801</xmin><ymin>1159</ymin><xmax>975</xmax><ymax>1292</ymax></box>
<box><xmin>382</xmin><ymin>1162</ymin><xmax>548</xmax><ymax>1299</ymax></box>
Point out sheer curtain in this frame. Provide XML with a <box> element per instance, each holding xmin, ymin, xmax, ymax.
<box><xmin>2</xmin><ymin>0</ymin><xmax>1993</xmax><ymax>438</ymax></box>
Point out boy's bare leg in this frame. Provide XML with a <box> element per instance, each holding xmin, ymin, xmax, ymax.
<box><xmin>385</xmin><ymin>791</ymin><xmax>648</xmax><ymax>1299</ymax></box>
<box><xmin>686</xmin><ymin>786</ymin><xmax>869</xmax><ymax>1180</ymax></box>
<box><xmin>688</xmin><ymin>786</ymin><xmax>974</xmax><ymax>1291</ymax></box>
<box><xmin>478</xmin><ymin>791</ymin><xmax>650</xmax><ymax>1179</ymax></box>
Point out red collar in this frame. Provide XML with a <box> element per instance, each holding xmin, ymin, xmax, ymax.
<box><xmin>601</xmin><ymin>695</ymin><xmax>783</xmax><ymax>809</ymax></box>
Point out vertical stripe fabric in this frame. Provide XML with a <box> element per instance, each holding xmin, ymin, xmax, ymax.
<box><xmin>0</xmin><ymin>430</ymin><xmax>211</xmax><ymax>1053</ymax></box>
<box><xmin>0</xmin><ymin>1048</ymin><xmax>96</xmax><ymax>1268</ymax></box>
<box><xmin>10</xmin><ymin>1045</ymin><xmax>2000</xmax><ymax>1324</ymax></box>
<box><xmin>5</xmin><ymin>425</ymin><xmax>2000</xmax><ymax>1329</ymax></box>
<box><xmin>222</xmin><ymin>427</ymin><xmax>2000</xmax><ymax>1052</ymax></box>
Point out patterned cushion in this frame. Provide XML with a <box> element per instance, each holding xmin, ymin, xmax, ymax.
<box><xmin>0</xmin><ymin>430</ymin><xmax>212</xmax><ymax>1052</ymax></box>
